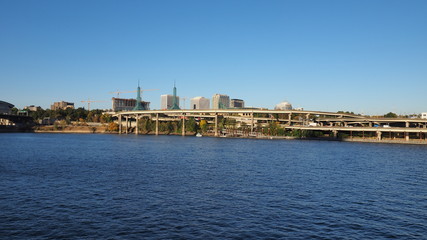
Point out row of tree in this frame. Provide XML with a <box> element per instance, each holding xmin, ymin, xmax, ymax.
<box><xmin>12</xmin><ymin>107</ymin><xmax>113</xmax><ymax>124</ymax></box>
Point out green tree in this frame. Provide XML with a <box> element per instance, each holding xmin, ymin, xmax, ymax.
<box><xmin>185</xmin><ymin>117</ymin><xmax>198</xmax><ymax>133</ymax></box>
<box><xmin>384</xmin><ymin>112</ymin><xmax>398</xmax><ymax>118</ymax></box>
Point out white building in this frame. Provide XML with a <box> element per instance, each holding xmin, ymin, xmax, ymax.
<box><xmin>190</xmin><ymin>97</ymin><xmax>210</xmax><ymax>110</ymax></box>
<box><xmin>422</xmin><ymin>113</ymin><xmax>427</xmax><ymax>119</ymax></box>
<box><xmin>275</xmin><ymin>101</ymin><xmax>293</xmax><ymax>110</ymax></box>
<box><xmin>212</xmin><ymin>94</ymin><xmax>230</xmax><ymax>109</ymax></box>
<box><xmin>161</xmin><ymin>94</ymin><xmax>179</xmax><ymax>110</ymax></box>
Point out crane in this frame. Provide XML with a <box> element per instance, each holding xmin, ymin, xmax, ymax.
<box><xmin>180</xmin><ymin>97</ymin><xmax>188</xmax><ymax>109</ymax></box>
<box><xmin>109</xmin><ymin>89</ymin><xmax>160</xmax><ymax>98</ymax></box>
<box><xmin>81</xmin><ymin>99</ymin><xmax>107</xmax><ymax>111</ymax></box>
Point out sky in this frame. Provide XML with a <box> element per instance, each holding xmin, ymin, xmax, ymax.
<box><xmin>0</xmin><ymin>0</ymin><xmax>426</xmax><ymax>115</ymax></box>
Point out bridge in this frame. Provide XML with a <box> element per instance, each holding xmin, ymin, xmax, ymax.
<box><xmin>110</xmin><ymin>109</ymin><xmax>427</xmax><ymax>142</ymax></box>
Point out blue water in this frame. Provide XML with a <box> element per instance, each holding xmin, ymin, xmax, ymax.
<box><xmin>0</xmin><ymin>133</ymin><xmax>426</xmax><ymax>239</ymax></box>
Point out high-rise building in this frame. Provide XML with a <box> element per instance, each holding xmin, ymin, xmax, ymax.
<box><xmin>161</xmin><ymin>95</ymin><xmax>180</xmax><ymax>110</ymax></box>
<box><xmin>161</xmin><ymin>83</ymin><xmax>180</xmax><ymax>110</ymax></box>
<box><xmin>190</xmin><ymin>97</ymin><xmax>210</xmax><ymax>110</ymax></box>
<box><xmin>212</xmin><ymin>94</ymin><xmax>230</xmax><ymax>109</ymax></box>
<box><xmin>51</xmin><ymin>101</ymin><xmax>74</xmax><ymax>110</ymax></box>
<box><xmin>112</xmin><ymin>98</ymin><xmax>150</xmax><ymax>112</ymax></box>
<box><xmin>230</xmin><ymin>99</ymin><xmax>245</xmax><ymax>108</ymax></box>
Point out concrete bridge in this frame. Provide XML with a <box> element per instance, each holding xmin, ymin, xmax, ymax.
<box><xmin>110</xmin><ymin>109</ymin><xmax>427</xmax><ymax>142</ymax></box>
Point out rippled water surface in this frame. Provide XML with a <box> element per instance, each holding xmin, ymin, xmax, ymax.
<box><xmin>1</xmin><ymin>133</ymin><xmax>426</xmax><ymax>239</ymax></box>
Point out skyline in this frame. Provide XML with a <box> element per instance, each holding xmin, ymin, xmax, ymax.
<box><xmin>1</xmin><ymin>0</ymin><xmax>426</xmax><ymax>115</ymax></box>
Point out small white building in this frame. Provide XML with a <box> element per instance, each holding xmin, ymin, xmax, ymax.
<box><xmin>160</xmin><ymin>94</ymin><xmax>179</xmax><ymax>110</ymax></box>
<box><xmin>275</xmin><ymin>101</ymin><xmax>293</xmax><ymax>110</ymax></box>
<box><xmin>190</xmin><ymin>97</ymin><xmax>210</xmax><ymax>110</ymax></box>
<box><xmin>421</xmin><ymin>113</ymin><xmax>427</xmax><ymax>119</ymax></box>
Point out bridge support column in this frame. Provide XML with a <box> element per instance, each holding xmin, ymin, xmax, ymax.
<box><xmin>156</xmin><ymin>113</ymin><xmax>159</xmax><ymax>135</ymax></box>
<box><xmin>125</xmin><ymin>117</ymin><xmax>128</xmax><ymax>134</ymax></box>
<box><xmin>182</xmin><ymin>116</ymin><xmax>185</xmax><ymax>136</ymax></box>
<box><xmin>118</xmin><ymin>114</ymin><xmax>122</xmax><ymax>134</ymax></box>
<box><xmin>406</xmin><ymin>122</ymin><xmax>409</xmax><ymax>128</ymax></box>
<box><xmin>332</xmin><ymin>130</ymin><xmax>338</xmax><ymax>138</ymax></box>
<box><xmin>377</xmin><ymin>131</ymin><xmax>382</xmax><ymax>141</ymax></box>
<box><xmin>288</xmin><ymin>113</ymin><xmax>291</xmax><ymax>126</ymax></box>
<box><xmin>251</xmin><ymin>112</ymin><xmax>254</xmax><ymax>134</ymax></box>
<box><xmin>214</xmin><ymin>114</ymin><xmax>218</xmax><ymax>137</ymax></box>
<box><xmin>405</xmin><ymin>132</ymin><xmax>409</xmax><ymax>141</ymax></box>
<box><xmin>135</xmin><ymin>114</ymin><xmax>139</xmax><ymax>135</ymax></box>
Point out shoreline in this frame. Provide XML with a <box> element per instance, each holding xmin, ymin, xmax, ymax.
<box><xmin>2</xmin><ymin>127</ymin><xmax>427</xmax><ymax>145</ymax></box>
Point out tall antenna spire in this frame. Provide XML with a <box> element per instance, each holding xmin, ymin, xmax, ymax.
<box><xmin>133</xmin><ymin>81</ymin><xmax>145</xmax><ymax>110</ymax></box>
<box><xmin>170</xmin><ymin>81</ymin><xmax>180</xmax><ymax>110</ymax></box>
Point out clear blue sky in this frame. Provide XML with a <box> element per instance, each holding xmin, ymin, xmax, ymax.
<box><xmin>1</xmin><ymin>0</ymin><xmax>426</xmax><ymax>115</ymax></box>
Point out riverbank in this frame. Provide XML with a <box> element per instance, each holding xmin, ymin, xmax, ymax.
<box><xmin>3</xmin><ymin>125</ymin><xmax>427</xmax><ymax>145</ymax></box>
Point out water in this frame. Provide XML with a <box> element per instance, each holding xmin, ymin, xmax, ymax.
<box><xmin>0</xmin><ymin>133</ymin><xmax>426</xmax><ymax>239</ymax></box>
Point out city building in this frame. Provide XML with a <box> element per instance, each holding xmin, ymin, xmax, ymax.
<box><xmin>212</xmin><ymin>94</ymin><xmax>230</xmax><ymax>109</ymax></box>
<box><xmin>0</xmin><ymin>100</ymin><xmax>14</xmax><ymax>114</ymax></box>
<box><xmin>161</xmin><ymin>95</ymin><xmax>180</xmax><ymax>110</ymax></box>
<box><xmin>161</xmin><ymin>83</ymin><xmax>180</xmax><ymax>110</ymax></box>
<box><xmin>230</xmin><ymin>99</ymin><xmax>245</xmax><ymax>108</ymax></box>
<box><xmin>112</xmin><ymin>98</ymin><xmax>150</xmax><ymax>112</ymax></box>
<box><xmin>190</xmin><ymin>97</ymin><xmax>210</xmax><ymax>110</ymax></box>
<box><xmin>24</xmin><ymin>105</ymin><xmax>42</xmax><ymax>111</ymax></box>
<box><xmin>275</xmin><ymin>101</ymin><xmax>293</xmax><ymax>110</ymax></box>
<box><xmin>422</xmin><ymin>113</ymin><xmax>427</xmax><ymax>119</ymax></box>
<box><xmin>51</xmin><ymin>101</ymin><xmax>74</xmax><ymax>110</ymax></box>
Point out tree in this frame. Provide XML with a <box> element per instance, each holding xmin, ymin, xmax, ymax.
<box><xmin>107</xmin><ymin>122</ymin><xmax>119</xmax><ymax>132</ymax></box>
<box><xmin>199</xmin><ymin>120</ymin><xmax>208</xmax><ymax>133</ymax></box>
<box><xmin>384</xmin><ymin>112</ymin><xmax>398</xmax><ymax>118</ymax></box>
<box><xmin>11</xmin><ymin>107</ymin><xmax>18</xmax><ymax>115</ymax></box>
<box><xmin>185</xmin><ymin>117</ymin><xmax>198</xmax><ymax>133</ymax></box>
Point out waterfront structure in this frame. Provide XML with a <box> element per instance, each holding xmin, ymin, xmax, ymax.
<box><xmin>190</xmin><ymin>97</ymin><xmax>210</xmax><ymax>110</ymax></box>
<box><xmin>51</xmin><ymin>101</ymin><xmax>74</xmax><ymax>110</ymax></box>
<box><xmin>24</xmin><ymin>105</ymin><xmax>42</xmax><ymax>111</ymax></box>
<box><xmin>0</xmin><ymin>101</ymin><xmax>14</xmax><ymax>114</ymax></box>
<box><xmin>275</xmin><ymin>101</ymin><xmax>293</xmax><ymax>110</ymax></box>
<box><xmin>112</xmin><ymin>98</ymin><xmax>150</xmax><ymax>112</ymax></box>
<box><xmin>230</xmin><ymin>99</ymin><xmax>245</xmax><ymax>108</ymax></box>
<box><xmin>212</xmin><ymin>94</ymin><xmax>230</xmax><ymax>109</ymax></box>
<box><xmin>422</xmin><ymin>113</ymin><xmax>427</xmax><ymax>119</ymax></box>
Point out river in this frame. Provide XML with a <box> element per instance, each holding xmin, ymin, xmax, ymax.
<box><xmin>1</xmin><ymin>133</ymin><xmax>426</xmax><ymax>239</ymax></box>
